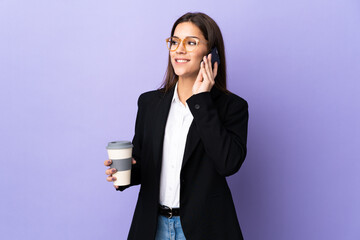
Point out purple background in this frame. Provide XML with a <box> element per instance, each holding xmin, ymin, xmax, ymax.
<box><xmin>1</xmin><ymin>0</ymin><xmax>359</xmax><ymax>239</ymax></box>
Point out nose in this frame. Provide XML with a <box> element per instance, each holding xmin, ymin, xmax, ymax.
<box><xmin>176</xmin><ymin>40</ymin><xmax>187</xmax><ymax>54</ymax></box>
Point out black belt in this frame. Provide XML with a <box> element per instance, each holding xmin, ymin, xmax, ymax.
<box><xmin>158</xmin><ymin>204</ymin><xmax>180</xmax><ymax>218</ymax></box>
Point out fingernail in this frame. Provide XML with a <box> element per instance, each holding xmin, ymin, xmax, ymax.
<box><xmin>108</xmin><ymin>160</ymin><xmax>111</xmax><ymax>164</ymax></box>
<box><xmin>112</xmin><ymin>169</ymin><xmax>116</xmax><ymax>173</ymax></box>
<box><xmin>112</xmin><ymin>177</ymin><xmax>116</xmax><ymax>181</ymax></box>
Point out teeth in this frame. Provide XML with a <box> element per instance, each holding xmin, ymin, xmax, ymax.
<box><xmin>176</xmin><ymin>59</ymin><xmax>189</xmax><ymax>63</ymax></box>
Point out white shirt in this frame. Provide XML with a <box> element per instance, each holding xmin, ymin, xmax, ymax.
<box><xmin>159</xmin><ymin>83</ymin><xmax>194</xmax><ymax>208</ymax></box>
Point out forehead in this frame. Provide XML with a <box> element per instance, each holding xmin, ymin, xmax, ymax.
<box><xmin>173</xmin><ymin>22</ymin><xmax>205</xmax><ymax>39</ymax></box>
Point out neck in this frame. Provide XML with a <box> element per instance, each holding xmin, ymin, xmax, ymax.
<box><xmin>177</xmin><ymin>76</ymin><xmax>195</xmax><ymax>105</ymax></box>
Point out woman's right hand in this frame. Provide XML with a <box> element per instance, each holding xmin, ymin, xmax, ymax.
<box><xmin>104</xmin><ymin>158</ymin><xmax>137</xmax><ymax>190</ymax></box>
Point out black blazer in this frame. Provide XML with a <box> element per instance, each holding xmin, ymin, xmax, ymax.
<box><xmin>117</xmin><ymin>85</ymin><xmax>249</xmax><ymax>240</ymax></box>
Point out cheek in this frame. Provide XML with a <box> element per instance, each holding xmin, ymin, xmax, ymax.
<box><xmin>169</xmin><ymin>54</ymin><xmax>175</xmax><ymax>66</ymax></box>
<box><xmin>195</xmin><ymin>49</ymin><xmax>207</xmax><ymax>61</ymax></box>
<box><xmin>191</xmin><ymin>54</ymin><xmax>205</xmax><ymax>67</ymax></box>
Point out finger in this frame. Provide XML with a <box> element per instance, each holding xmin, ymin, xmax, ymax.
<box><xmin>208</xmin><ymin>53</ymin><xmax>213</xmax><ymax>71</ymax></box>
<box><xmin>203</xmin><ymin>55</ymin><xmax>209</xmax><ymax>73</ymax></box>
<box><xmin>194</xmin><ymin>62</ymin><xmax>204</xmax><ymax>84</ymax></box>
<box><xmin>114</xmin><ymin>185</ymin><xmax>120</xmax><ymax>190</ymax></box>
<box><xmin>192</xmin><ymin>65</ymin><xmax>204</xmax><ymax>94</ymax></box>
<box><xmin>197</xmin><ymin>62</ymin><xmax>204</xmax><ymax>80</ymax></box>
<box><xmin>105</xmin><ymin>168</ymin><xmax>117</xmax><ymax>175</ymax></box>
<box><xmin>207</xmin><ymin>54</ymin><xmax>215</xmax><ymax>83</ymax></box>
<box><xmin>204</xmin><ymin>55</ymin><xmax>213</xmax><ymax>80</ymax></box>
<box><xmin>213</xmin><ymin>62</ymin><xmax>218</xmax><ymax>79</ymax></box>
<box><xmin>206</xmin><ymin>54</ymin><xmax>213</xmax><ymax>73</ymax></box>
<box><xmin>106</xmin><ymin>176</ymin><xmax>117</xmax><ymax>182</ymax></box>
<box><xmin>201</xmin><ymin>56</ymin><xmax>212</xmax><ymax>83</ymax></box>
<box><xmin>132</xmin><ymin>158</ymin><xmax>137</xmax><ymax>164</ymax></box>
<box><xmin>104</xmin><ymin>159</ymin><xmax>112</xmax><ymax>166</ymax></box>
<box><xmin>206</xmin><ymin>53</ymin><xmax>215</xmax><ymax>84</ymax></box>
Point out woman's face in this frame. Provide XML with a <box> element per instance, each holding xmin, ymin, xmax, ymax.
<box><xmin>170</xmin><ymin>22</ymin><xmax>209</xmax><ymax>79</ymax></box>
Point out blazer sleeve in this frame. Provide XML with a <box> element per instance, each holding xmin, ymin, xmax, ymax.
<box><xmin>186</xmin><ymin>91</ymin><xmax>249</xmax><ymax>177</ymax></box>
<box><xmin>116</xmin><ymin>94</ymin><xmax>144</xmax><ymax>191</ymax></box>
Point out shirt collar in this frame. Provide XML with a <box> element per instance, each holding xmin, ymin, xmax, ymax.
<box><xmin>171</xmin><ymin>82</ymin><xmax>192</xmax><ymax>111</ymax></box>
<box><xmin>172</xmin><ymin>82</ymin><xmax>180</xmax><ymax>104</ymax></box>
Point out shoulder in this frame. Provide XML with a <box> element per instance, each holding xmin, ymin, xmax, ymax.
<box><xmin>137</xmin><ymin>89</ymin><xmax>164</xmax><ymax>106</ymax></box>
<box><xmin>216</xmin><ymin>91</ymin><xmax>249</xmax><ymax>124</ymax></box>
<box><xmin>226</xmin><ymin>92</ymin><xmax>248</xmax><ymax>107</ymax></box>
<box><xmin>212</xmin><ymin>87</ymin><xmax>248</xmax><ymax>110</ymax></box>
<box><xmin>222</xmin><ymin>93</ymin><xmax>248</xmax><ymax>120</ymax></box>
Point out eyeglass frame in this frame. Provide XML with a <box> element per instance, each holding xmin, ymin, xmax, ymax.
<box><xmin>165</xmin><ymin>36</ymin><xmax>208</xmax><ymax>52</ymax></box>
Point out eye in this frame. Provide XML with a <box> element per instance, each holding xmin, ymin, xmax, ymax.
<box><xmin>186</xmin><ymin>41</ymin><xmax>197</xmax><ymax>46</ymax></box>
<box><xmin>171</xmin><ymin>40</ymin><xmax>179</xmax><ymax>45</ymax></box>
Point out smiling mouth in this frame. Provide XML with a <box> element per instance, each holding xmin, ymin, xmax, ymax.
<box><xmin>175</xmin><ymin>59</ymin><xmax>190</xmax><ymax>63</ymax></box>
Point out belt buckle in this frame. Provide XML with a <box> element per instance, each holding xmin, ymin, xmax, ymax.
<box><xmin>168</xmin><ymin>208</ymin><xmax>173</xmax><ymax>219</ymax></box>
<box><xmin>162</xmin><ymin>205</ymin><xmax>173</xmax><ymax>219</ymax></box>
<box><xmin>167</xmin><ymin>206</ymin><xmax>173</xmax><ymax>219</ymax></box>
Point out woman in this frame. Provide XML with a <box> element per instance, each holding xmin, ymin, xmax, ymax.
<box><xmin>104</xmin><ymin>12</ymin><xmax>249</xmax><ymax>240</ymax></box>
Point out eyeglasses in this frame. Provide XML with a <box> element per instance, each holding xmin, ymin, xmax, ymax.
<box><xmin>165</xmin><ymin>36</ymin><xmax>207</xmax><ymax>52</ymax></box>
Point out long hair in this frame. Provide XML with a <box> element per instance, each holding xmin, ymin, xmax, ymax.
<box><xmin>160</xmin><ymin>12</ymin><xmax>228</xmax><ymax>93</ymax></box>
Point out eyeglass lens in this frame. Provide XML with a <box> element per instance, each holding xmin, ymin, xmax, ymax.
<box><xmin>167</xmin><ymin>37</ymin><xmax>198</xmax><ymax>51</ymax></box>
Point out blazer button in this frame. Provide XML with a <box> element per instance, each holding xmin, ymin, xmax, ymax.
<box><xmin>194</xmin><ymin>104</ymin><xmax>200</xmax><ymax>110</ymax></box>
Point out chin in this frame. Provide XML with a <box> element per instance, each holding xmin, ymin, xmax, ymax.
<box><xmin>174</xmin><ymin>68</ymin><xmax>198</xmax><ymax>79</ymax></box>
<box><xmin>175</xmin><ymin>72</ymin><xmax>193</xmax><ymax>79</ymax></box>
<box><xmin>174</xmin><ymin>70</ymin><xmax>187</xmax><ymax>76</ymax></box>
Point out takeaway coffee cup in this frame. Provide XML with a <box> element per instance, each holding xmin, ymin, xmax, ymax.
<box><xmin>106</xmin><ymin>141</ymin><xmax>133</xmax><ymax>186</ymax></box>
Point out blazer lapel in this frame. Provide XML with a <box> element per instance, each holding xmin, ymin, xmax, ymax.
<box><xmin>181</xmin><ymin>121</ymin><xmax>200</xmax><ymax>168</ymax></box>
<box><xmin>152</xmin><ymin>87</ymin><xmax>175</xmax><ymax>172</ymax></box>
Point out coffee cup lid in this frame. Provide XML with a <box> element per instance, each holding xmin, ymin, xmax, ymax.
<box><xmin>106</xmin><ymin>141</ymin><xmax>133</xmax><ymax>149</ymax></box>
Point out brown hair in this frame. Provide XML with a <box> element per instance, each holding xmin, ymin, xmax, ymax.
<box><xmin>160</xmin><ymin>12</ymin><xmax>229</xmax><ymax>93</ymax></box>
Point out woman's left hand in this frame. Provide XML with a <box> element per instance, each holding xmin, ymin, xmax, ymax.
<box><xmin>192</xmin><ymin>53</ymin><xmax>218</xmax><ymax>95</ymax></box>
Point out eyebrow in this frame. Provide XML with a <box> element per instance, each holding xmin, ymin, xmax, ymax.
<box><xmin>173</xmin><ymin>35</ymin><xmax>200</xmax><ymax>39</ymax></box>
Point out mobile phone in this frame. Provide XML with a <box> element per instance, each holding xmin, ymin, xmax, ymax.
<box><xmin>210</xmin><ymin>47</ymin><xmax>220</xmax><ymax>68</ymax></box>
<box><xmin>200</xmin><ymin>47</ymin><xmax>220</xmax><ymax>68</ymax></box>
